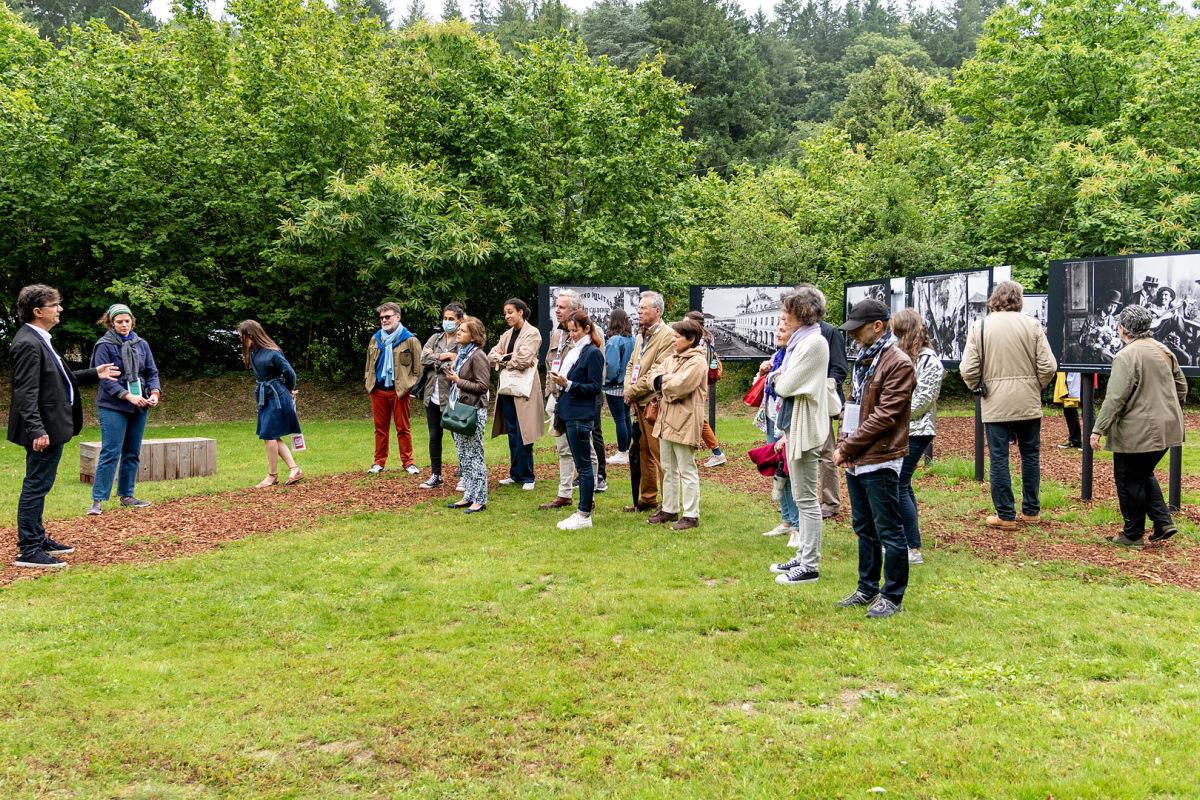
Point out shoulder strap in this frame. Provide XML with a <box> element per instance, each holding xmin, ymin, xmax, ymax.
<box><xmin>978</xmin><ymin>318</ymin><xmax>985</xmax><ymax>376</ymax></box>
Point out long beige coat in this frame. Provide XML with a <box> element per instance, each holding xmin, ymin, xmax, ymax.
<box><xmin>651</xmin><ymin>346</ymin><xmax>709</xmax><ymax>448</ymax></box>
<box><xmin>489</xmin><ymin>322</ymin><xmax>546</xmax><ymax>446</ymax></box>
<box><xmin>960</xmin><ymin>311</ymin><xmax>1057</xmax><ymax>423</ymax></box>
<box><xmin>1094</xmin><ymin>338</ymin><xmax>1187</xmax><ymax>453</ymax></box>
<box><xmin>624</xmin><ymin>321</ymin><xmax>675</xmax><ymax>407</ymax></box>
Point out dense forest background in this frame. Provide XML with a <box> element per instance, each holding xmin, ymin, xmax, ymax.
<box><xmin>3</xmin><ymin>0</ymin><xmax>1199</xmax><ymax>377</ymax></box>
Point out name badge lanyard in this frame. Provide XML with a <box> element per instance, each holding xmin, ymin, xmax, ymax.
<box><xmin>631</xmin><ymin>323</ymin><xmax>659</xmax><ymax>382</ymax></box>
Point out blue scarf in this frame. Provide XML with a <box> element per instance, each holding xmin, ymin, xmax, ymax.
<box><xmin>375</xmin><ymin>324</ymin><xmax>414</xmax><ymax>387</ymax></box>
<box><xmin>452</xmin><ymin>342</ymin><xmax>477</xmax><ymax>374</ymax></box>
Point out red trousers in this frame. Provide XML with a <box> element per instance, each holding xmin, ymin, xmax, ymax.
<box><xmin>370</xmin><ymin>388</ymin><xmax>413</xmax><ymax>468</ymax></box>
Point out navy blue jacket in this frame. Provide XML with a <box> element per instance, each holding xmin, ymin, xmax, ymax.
<box><xmin>556</xmin><ymin>342</ymin><xmax>605</xmax><ymax>421</ymax></box>
<box><xmin>91</xmin><ymin>337</ymin><xmax>161</xmax><ymax>414</ymax></box>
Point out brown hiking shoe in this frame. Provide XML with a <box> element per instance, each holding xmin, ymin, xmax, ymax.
<box><xmin>986</xmin><ymin>515</ymin><xmax>1017</xmax><ymax>530</ymax></box>
<box><xmin>647</xmin><ymin>508</ymin><xmax>679</xmax><ymax>524</ymax></box>
<box><xmin>671</xmin><ymin>517</ymin><xmax>699</xmax><ymax>531</ymax></box>
<box><xmin>1022</xmin><ymin>514</ymin><xmax>1040</xmax><ymax>524</ymax></box>
<box><xmin>539</xmin><ymin>496</ymin><xmax>571</xmax><ymax>510</ymax></box>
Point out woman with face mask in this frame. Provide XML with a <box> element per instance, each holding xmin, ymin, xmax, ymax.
<box><xmin>418</xmin><ymin>302</ymin><xmax>465</xmax><ymax>490</ymax></box>
<box><xmin>86</xmin><ymin>304</ymin><xmax>161</xmax><ymax>515</ymax></box>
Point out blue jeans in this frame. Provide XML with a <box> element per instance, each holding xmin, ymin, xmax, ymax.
<box><xmin>498</xmin><ymin>395</ymin><xmax>535</xmax><ymax>485</ymax></box>
<box><xmin>17</xmin><ymin>443</ymin><xmax>63</xmax><ymax>557</ymax></box>
<box><xmin>766</xmin><ymin>417</ymin><xmax>798</xmax><ymax>526</ymax></box>
<box><xmin>605</xmin><ymin>392</ymin><xmax>633</xmax><ymax>453</ymax></box>
<box><xmin>94</xmin><ymin>407</ymin><xmax>149</xmax><ymax>501</ymax></box>
<box><xmin>566</xmin><ymin>419</ymin><xmax>595</xmax><ymax>515</ymax></box>
<box><xmin>985</xmin><ymin>418</ymin><xmax>1041</xmax><ymax>520</ymax></box>
<box><xmin>899</xmin><ymin>435</ymin><xmax>933</xmax><ymax>549</ymax></box>
<box><xmin>846</xmin><ymin>468</ymin><xmax>909</xmax><ymax>605</ymax></box>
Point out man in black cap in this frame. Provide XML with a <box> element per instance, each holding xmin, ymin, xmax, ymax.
<box><xmin>831</xmin><ymin>298</ymin><xmax>916</xmax><ymax>619</ymax></box>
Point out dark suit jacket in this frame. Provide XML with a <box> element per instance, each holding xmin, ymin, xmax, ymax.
<box><xmin>8</xmin><ymin>324</ymin><xmax>101</xmax><ymax>447</ymax></box>
<box><xmin>556</xmin><ymin>342</ymin><xmax>604</xmax><ymax>422</ymax></box>
<box><xmin>821</xmin><ymin>322</ymin><xmax>848</xmax><ymax>406</ymax></box>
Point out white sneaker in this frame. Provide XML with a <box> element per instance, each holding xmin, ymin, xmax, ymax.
<box><xmin>557</xmin><ymin>513</ymin><xmax>593</xmax><ymax>531</ymax></box>
<box><xmin>596</xmin><ymin>479</ymin><xmax>608</xmax><ymax>493</ymax></box>
<box><xmin>456</xmin><ymin>479</ymin><xmax>465</xmax><ymax>492</ymax></box>
<box><xmin>908</xmin><ymin>549</ymin><xmax>924</xmax><ymax>565</ymax></box>
<box><xmin>703</xmin><ymin>453</ymin><xmax>727</xmax><ymax>467</ymax></box>
<box><xmin>499</xmin><ymin>478</ymin><xmax>517</xmax><ymax>486</ymax></box>
<box><xmin>786</xmin><ymin>530</ymin><xmax>801</xmax><ymax>548</ymax></box>
<box><xmin>762</xmin><ymin>522</ymin><xmax>792</xmax><ymax>537</ymax></box>
<box><xmin>606</xmin><ymin>451</ymin><xmax>630</xmax><ymax>465</ymax></box>
<box><xmin>405</xmin><ymin>465</ymin><xmax>420</xmax><ymax>475</ymax></box>
<box><xmin>522</xmin><ymin>482</ymin><xmax>536</xmax><ymax>491</ymax></box>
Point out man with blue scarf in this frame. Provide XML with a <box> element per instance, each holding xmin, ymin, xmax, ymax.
<box><xmin>365</xmin><ymin>302</ymin><xmax>423</xmax><ymax>475</ymax></box>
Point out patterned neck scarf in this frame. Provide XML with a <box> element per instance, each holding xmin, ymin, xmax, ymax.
<box><xmin>851</xmin><ymin>333</ymin><xmax>892</xmax><ymax>402</ymax></box>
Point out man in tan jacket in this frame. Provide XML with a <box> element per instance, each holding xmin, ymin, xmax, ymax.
<box><xmin>365</xmin><ymin>302</ymin><xmax>423</xmax><ymax>475</ymax></box>
<box><xmin>623</xmin><ymin>291</ymin><xmax>675</xmax><ymax>511</ymax></box>
<box><xmin>960</xmin><ymin>281</ymin><xmax>1057</xmax><ymax>530</ymax></box>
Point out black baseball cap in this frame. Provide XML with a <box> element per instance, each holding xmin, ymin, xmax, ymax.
<box><xmin>839</xmin><ymin>298</ymin><xmax>890</xmax><ymax>332</ymax></box>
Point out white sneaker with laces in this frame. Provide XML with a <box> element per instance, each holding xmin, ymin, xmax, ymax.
<box><xmin>908</xmin><ymin>549</ymin><xmax>924</xmax><ymax>565</ymax></box>
<box><xmin>522</xmin><ymin>482</ymin><xmax>536</xmax><ymax>491</ymax></box>
<box><xmin>703</xmin><ymin>453</ymin><xmax>727</xmax><ymax>467</ymax></box>
<box><xmin>762</xmin><ymin>522</ymin><xmax>792</xmax><ymax>537</ymax></box>
<box><xmin>405</xmin><ymin>465</ymin><xmax>420</xmax><ymax>475</ymax></box>
<box><xmin>499</xmin><ymin>478</ymin><xmax>517</xmax><ymax>486</ymax></box>
<box><xmin>456</xmin><ymin>479</ymin><xmax>465</xmax><ymax>492</ymax></box>
<box><xmin>606</xmin><ymin>451</ymin><xmax>630</xmax><ymax>465</ymax></box>
<box><xmin>557</xmin><ymin>513</ymin><xmax>593</xmax><ymax>531</ymax></box>
<box><xmin>786</xmin><ymin>530</ymin><xmax>801</xmax><ymax>548</ymax></box>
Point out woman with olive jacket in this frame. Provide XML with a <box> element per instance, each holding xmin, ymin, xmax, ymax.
<box><xmin>648</xmin><ymin>318</ymin><xmax>709</xmax><ymax>531</ymax></box>
<box><xmin>489</xmin><ymin>298</ymin><xmax>545</xmax><ymax>489</ymax></box>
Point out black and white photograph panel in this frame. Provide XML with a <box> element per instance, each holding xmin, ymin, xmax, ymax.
<box><xmin>693</xmin><ymin>286</ymin><xmax>791</xmax><ymax>361</ymax></box>
<box><xmin>1023</xmin><ymin>293</ymin><xmax>1048</xmax><ymax>330</ymax></box>
<box><xmin>889</xmin><ymin>277</ymin><xmax>907</xmax><ymax>317</ymax></box>
<box><xmin>547</xmin><ymin>285</ymin><xmax>643</xmax><ymax>337</ymax></box>
<box><xmin>1058</xmin><ymin>252</ymin><xmax>1200</xmax><ymax>369</ymax></box>
<box><xmin>844</xmin><ymin>279</ymin><xmax>891</xmax><ymax>360</ymax></box>
<box><xmin>910</xmin><ymin>269</ymin><xmax>990</xmax><ymax>363</ymax></box>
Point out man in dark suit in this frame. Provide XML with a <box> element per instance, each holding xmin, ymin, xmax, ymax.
<box><xmin>9</xmin><ymin>285</ymin><xmax>117</xmax><ymax>568</ymax></box>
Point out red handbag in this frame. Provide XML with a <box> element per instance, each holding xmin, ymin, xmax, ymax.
<box><xmin>743</xmin><ymin>374</ymin><xmax>767</xmax><ymax>408</ymax></box>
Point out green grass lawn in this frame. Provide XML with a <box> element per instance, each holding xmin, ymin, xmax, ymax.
<box><xmin>2</xmin><ymin>413</ymin><xmax>1200</xmax><ymax>798</ymax></box>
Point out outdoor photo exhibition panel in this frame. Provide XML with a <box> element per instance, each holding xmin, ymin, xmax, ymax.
<box><xmin>688</xmin><ymin>285</ymin><xmax>794</xmax><ymax>362</ymax></box>
<box><xmin>537</xmin><ymin>284</ymin><xmax>647</xmax><ymax>360</ymax></box>
<box><xmin>908</xmin><ymin>267</ymin><xmax>992</xmax><ymax>367</ymax></box>
<box><xmin>843</xmin><ymin>278</ymin><xmax>891</xmax><ymax>360</ymax></box>
<box><xmin>1023</xmin><ymin>293</ymin><xmax>1048</xmax><ymax>329</ymax></box>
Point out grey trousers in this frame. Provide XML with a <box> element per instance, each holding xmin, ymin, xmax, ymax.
<box><xmin>818</xmin><ymin>423</ymin><xmax>840</xmax><ymax>514</ymax></box>
<box><xmin>788</xmin><ymin>446</ymin><xmax>823</xmax><ymax>571</ymax></box>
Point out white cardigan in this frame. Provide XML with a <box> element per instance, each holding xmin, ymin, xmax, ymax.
<box><xmin>774</xmin><ymin>332</ymin><xmax>831</xmax><ymax>455</ymax></box>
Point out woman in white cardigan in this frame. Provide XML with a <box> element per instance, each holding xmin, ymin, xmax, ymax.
<box><xmin>768</xmin><ymin>286</ymin><xmax>832</xmax><ymax>586</ymax></box>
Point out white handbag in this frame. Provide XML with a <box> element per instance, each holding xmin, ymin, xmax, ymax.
<box><xmin>498</xmin><ymin>365</ymin><xmax>537</xmax><ymax>398</ymax></box>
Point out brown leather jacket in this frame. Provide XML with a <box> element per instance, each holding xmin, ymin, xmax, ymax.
<box><xmin>837</xmin><ymin>343</ymin><xmax>916</xmax><ymax>466</ymax></box>
<box><xmin>454</xmin><ymin>348</ymin><xmax>491</xmax><ymax>409</ymax></box>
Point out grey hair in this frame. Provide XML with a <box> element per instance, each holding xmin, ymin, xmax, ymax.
<box><xmin>557</xmin><ymin>289</ymin><xmax>583</xmax><ymax>310</ymax></box>
<box><xmin>783</xmin><ymin>285</ymin><xmax>827</xmax><ymax>327</ymax></box>
<box><xmin>1120</xmin><ymin>305</ymin><xmax>1154</xmax><ymax>339</ymax></box>
<box><xmin>639</xmin><ymin>290</ymin><xmax>665</xmax><ymax>312</ymax></box>
<box><xmin>376</xmin><ymin>301</ymin><xmax>401</xmax><ymax>318</ymax></box>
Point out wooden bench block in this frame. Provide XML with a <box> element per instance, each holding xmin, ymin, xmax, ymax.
<box><xmin>80</xmin><ymin>437</ymin><xmax>217</xmax><ymax>484</ymax></box>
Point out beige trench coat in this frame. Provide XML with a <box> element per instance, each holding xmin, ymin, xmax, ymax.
<box><xmin>488</xmin><ymin>322</ymin><xmax>546</xmax><ymax>446</ymax></box>
<box><xmin>651</xmin><ymin>346</ymin><xmax>709</xmax><ymax>448</ymax></box>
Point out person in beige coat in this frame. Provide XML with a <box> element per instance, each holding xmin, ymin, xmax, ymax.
<box><xmin>489</xmin><ymin>298</ymin><xmax>545</xmax><ymax>490</ymax></box>
<box><xmin>648</xmin><ymin>318</ymin><xmax>709</xmax><ymax>531</ymax></box>
<box><xmin>960</xmin><ymin>281</ymin><xmax>1057</xmax><ymax>530</ymax></box>
<box><xmin>1091</xmin><ymin>305</ymin><xmax>1188</xmax><ymax>548</ymax></box>
<box><xmin>624</xmin><ymin>291</ymin><xmax>676</xmax><ymax>511</ymax></box>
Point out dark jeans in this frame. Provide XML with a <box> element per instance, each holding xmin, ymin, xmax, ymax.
<box><xmin>1113</xmin><ymin>449</ymin><xmax>1172</xmax><ymax>539</ymax></box>
<box><xmin>425</xmin><ymin>402</ymin><xmax>445</xmax><ymax>477</ymax></box>
<box><xmin>17</xmin><ymin>443</ymin><xmax>63</xmax><ymax>557</ymax></box>
<box><xmin>899</xmin><ymin>434</ymin><xmax>933</xmax><ymax>549</ymax></box>
<box><xmin>592</xmin><ymin>395</ymin><xmax>607</xmax><ymax>482</ymax></box>
<box><xmin>499</xmin><ymin>394</ymin><xmax>535</xmax><ymax>484</ymax></box>
<box><xmin>846</xmin><ymin>468</ymin><xmax>909</xmax><ymax>604</ymax></box>
<box><xmin>985</xmin><ymin>417</ymin><xmax>1041</xmax><ymax>521</ymax></box>
<box><xmin>605</xmin><ymin>392</ymin><xmax>633</xmax><ymax>453</ymax></box>
<box><xmin>93</xmin><ymin>407</ymin><xmax>149</xmax><ymax>501</ymax></box>
<box><xmin>566</xmin><ymin>419</ymin><xmax>595</xmax><ymax>514</ymax></box>
<box><xmin>1063</xmin><ymin>407</ymin><xmax>1081</xmax><ymax>447</ymax></box>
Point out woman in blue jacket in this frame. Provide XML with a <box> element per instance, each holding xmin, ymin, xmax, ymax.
<box><xmin>86</xmin><ymin>304</ymin><xmax>161</xmax><ymax>515</ymax></box>
<box><xmin>549</xmin><ymin>310</ymin><xmax>606</xmax><ymax>531</ymax></box>
<box><xmin>238</xmin><ymin>320</ymin><xmax>303</xmax><ymax>488</ymax></box>
<box><xmin>603</xmin><ymin>308</ymin><xmax>635</xmax><ymax>465</ymax></box>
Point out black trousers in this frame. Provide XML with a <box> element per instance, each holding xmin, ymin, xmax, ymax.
<box><xmin>17</xmin><ymin>443</ymin><xmax>63</xmax><ymax>557</ymax></box>
<box><xmin>1113</xmin><ymin>449</ymin><xmax>1172</xmax><ymax>539</ymax></box>
<box><xmin>425</xmin><ymin>402</ymin><xmax>445</xmax><ymax>477</ymax></box>
<box><xmin>592</xmin><ymin>394</ymin><xmax>607</xmax><ymax>482</ymax></box>
<box><xmin>1063</xmin><ymin>407</ymin><xmax>1081</xmax><ymax>447</ymax></box>
<box><xmin>629</xmin><ymin>417</ymin><xmax>642</xmax><ymax>505</ymax></box>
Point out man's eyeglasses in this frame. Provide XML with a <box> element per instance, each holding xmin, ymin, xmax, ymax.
<box><xmin>379</xmin><ymin>313</ymin><xmax>397</xmax><ymax>321</ymax></box>
<box><xmin>39</xmin><ymin>303</ymin><xmax>63</xmax><ymax>310</ymax></box>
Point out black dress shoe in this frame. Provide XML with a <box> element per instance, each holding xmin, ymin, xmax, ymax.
<box><xmin>465</xmin><ymin>505</ymin><xmax>487</xmax><ymax>514</ymax></box>
<box><xmin>447</xmin><ymin>501</ymin><xmax>470</xmax><ymax>509</ymax></box>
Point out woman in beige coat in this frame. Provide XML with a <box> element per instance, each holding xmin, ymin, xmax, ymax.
<box><xmin>1091</xmin><ymin>304</ymin><xmax>1188</xmax><ymax>548</ymax></box>
<box><xmin>489</xmin><ymin>298</ymin><xmax>545</xmax><ymax>489</ymax></box>
<box><xmin>648</xmin><ymin>318</ymin><xmax>709</xmax><ymax>531</ymax></box>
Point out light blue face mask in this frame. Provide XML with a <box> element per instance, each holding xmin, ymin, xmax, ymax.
<box><xmin>442</xmin><ymin>320</ymin><xmax>457</xmax><ymax>333</ymax></box>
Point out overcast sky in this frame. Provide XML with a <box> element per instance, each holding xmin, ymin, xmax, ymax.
<box><xmin>146</xmin><ymin>0</ymin><xmax>777</xmax><ymax>25</ymax></box>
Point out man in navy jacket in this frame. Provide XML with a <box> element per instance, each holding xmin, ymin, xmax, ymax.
<box><xmin>8</xmin><ymin>285</ymin><xmax>117</xmax><ymax>568</ymax></box>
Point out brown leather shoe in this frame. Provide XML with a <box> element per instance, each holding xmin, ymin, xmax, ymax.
<box><xmin>623</xmin><ymin>502</ymin><xmax>655</xmax><ymax>512</ymax></box>
<box><xmin>671</xmin><ymin>516</ymin><xmax>698</xmax><ymax>531</ymax></box>
<box><xmin>986</xmin><ymin>515</ymin><xmax>1017</xmax><ymax>530</ymax></box>
<box><xmin>647</xmin><ymin>508</ymin><xmax>679</xmax><ymax>524</ymax></box>
<box><xmin>539</xmin><ymin>497</ymin><xmax>571</xmax><ymax>510</ymax></box>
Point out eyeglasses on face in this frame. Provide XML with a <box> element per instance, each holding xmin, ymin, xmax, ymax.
<box><xmin>379</xmin><ymin>313</ymin><xmax>397</xmax><ymax>321</ymax></box>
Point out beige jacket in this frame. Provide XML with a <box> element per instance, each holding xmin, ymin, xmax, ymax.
<box><xmin>774</xmin><ymin>332</ymin><xmax>831</xmax><ymax>455</ymax></box>
<box><xmin>651</xmin><ymin>346</ymin><xmax>709</xmax><ymax>448</ymax></box>
<box><xmin>960</xmin><ymin>311</ymin><xmax>1057</xmax><ymax>423</ymax></box>
<box><xmin>365</xmin><ymin>333</ymin><xmax>423</xmax><ymax>394</ymax></box>
<box><xmin>544</xmin><ymin>327</ymin><xmax>575</xmax><ymax>399</ymax></box>
<box><xmin>1094</xmin><ymin>338</ymin><xmax>1187</xmax><ymax>453</ymax></box>
<box><xmin>489</xmin><ymin>323</ymin><xmax>546</xmax><ymax>446</ymax></box>
<box><xmin>624</xmin><ymin>321</ymin><xmax>674</xmax><ymax>406</ymax></box>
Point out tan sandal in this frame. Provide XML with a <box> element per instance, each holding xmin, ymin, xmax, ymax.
<box><xmin>255</xmin><ymin>473</ymin><xmax>278</xmax><ymax>488</ymax></box>
<box><xmin>284</xmin><ymin>466</ymin><xmax>304</xmax><ymax>485</ymax></box>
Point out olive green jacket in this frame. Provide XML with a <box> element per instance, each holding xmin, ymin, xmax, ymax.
<box><xmin>1093</xmin><ymin>338</ymin><xmax>1187</xmax><ymax>453</ymax></box>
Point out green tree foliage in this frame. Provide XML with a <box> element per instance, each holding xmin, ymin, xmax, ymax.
<box><xmin>6</xmin><ymin>0</ymin><xmax>157</xmax><ymax>42</ymax></box>
<box><xmin>579</xmin><ymin>0</ymin><xmax>652</xmax><ymax>70</ymax></box>
<box><xmin>442</xmin><ymin>0</ymin><xmax>464</xmax><ymax>20</ymax></box>
<box><xmin>833</xmin><ymin>53</ymin><xmax>948</xmax><ymax>145</ymax></box>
